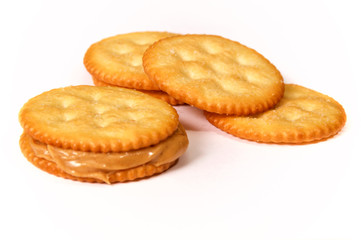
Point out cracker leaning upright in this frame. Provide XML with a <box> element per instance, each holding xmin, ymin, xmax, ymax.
<box><xmin>19</xmin><ymin>85</ymin><xmax>188</xmax><ymax>183</ymax></box>
<box><xmin>143</xmin><ymin>34</ymin><xmax>284</xmax><ymax>115</ymax></box>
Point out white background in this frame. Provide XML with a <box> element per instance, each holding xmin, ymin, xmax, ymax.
<box><xmin>1</xmin><ymin>0</ymin><xmax>360</xmax><ymax>239</ymax></box>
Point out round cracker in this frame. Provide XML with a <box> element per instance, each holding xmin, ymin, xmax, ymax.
<box><xmin>20</xmin><ymin>133</ymin><xmax>178</xmax><ymax>183</ymax></box>
<box><xmin>19</xmin><ymin>85</ymin><xmax>179</xmax><ymax>152</ymax></box>
<box><xmin>143</xmin><ymin>34</ymin><xmax>284</xmax><ymax>115</ymax></box>
<box><xmin>84</xmin><ymin>31</ymin><xmax>177</xmax><ymax>90</ymax></box>
<box><xmin>92</xmin><ymin>77</ymin><xmax>184</xmax><ymax>106</ymax></box>
<box><xmin>204</xmin><ymin>84</ymin><xmax>347</xmax><ymax>144</ymax></box>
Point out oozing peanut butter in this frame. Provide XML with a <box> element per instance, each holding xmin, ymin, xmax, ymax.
<box><xmin>28</xmin><ymin>126</ymin><xmax>188</xmax><ymax>183</ymax></box>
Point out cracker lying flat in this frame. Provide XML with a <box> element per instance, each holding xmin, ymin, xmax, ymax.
<box><xmin>92</xmin><ymin>77</ymin><xmax>184</xmax><ymax>106</ymax></box>
<box><xmin>204</xmin><ymin>84</ymin><xmax>346</xmax><ymax>144</ymax></box>
<box><xmin>19</xmin><ymin>85</ymin><xmax>179</xmax><ymax>152</ymax></box>
<box><xmin>19</xmin><ymin>132</ymin><xmax>178</xmax><ymax>183</ymax></box>
<box><xmin>84</xmin><ymin>31</ymin><xmax>177</xmax><ymax>90</ymax></box>
<box><xmin>143</xmin><ymin>34</ymin><xmax>284</xmax><ymax>115</ymax></box>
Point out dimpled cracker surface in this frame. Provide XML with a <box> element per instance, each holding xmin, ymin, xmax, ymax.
<box><xmin>19</xmin><ymin>85</ymin><xmax>179</xmax><ymax>152</ymax></box>
<box><xmin>19</xmin><ymin>133</ymin><xmax>178</xmax><ymax>183</ymax></box>
<box><xmin>84</xmin><ymin>31</ymin><xmax>177</xmax><ymax>90</ymax></box>
<box><xmin>92</xmin><ymin>77</ymin><xmax>184</xmax><ymax>106</ymax></box>
<box><xmin>204</xmin><ymin>84</ymin><xmax>346</xmax><ymax>144</ymax></box>
<box><xmin>143</xmin><ymin>34</ymin><xmax>284</xmax><ymax>115</ymax></box>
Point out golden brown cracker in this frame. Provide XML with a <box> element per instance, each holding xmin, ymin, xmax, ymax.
<box><xmin>84</xmin><ymin>31</ymin><xmax>177</xmax><ymax>90</ymax></box>
<box><xmin>143</xmin><ymin>34</ymin><xmax>284</xmax><ymax>115</ymax></box>
<box><xmin>204</xmin><ymin>84</ymin><xmax>346</xmax><ymax>144</ymax></box>
<box><xmin>92</xmin><ymin>77</ymin><xmax>184</xmax><ymax>106</ymax></box>
<box><xmin>19</xmin><ymin>85</ymin><xmax>179</xmax><ymax>153</ymax></box>
<box><xmin>20</xmin><ymin>133</ymin><xmax>178</xmax><ymax>183</ymax></box>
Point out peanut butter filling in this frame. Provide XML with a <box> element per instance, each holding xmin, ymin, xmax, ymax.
<box><xmin>28</xmin><ymin>126</ymin><xmax>188</xmax><ymax>183</ymax></box>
